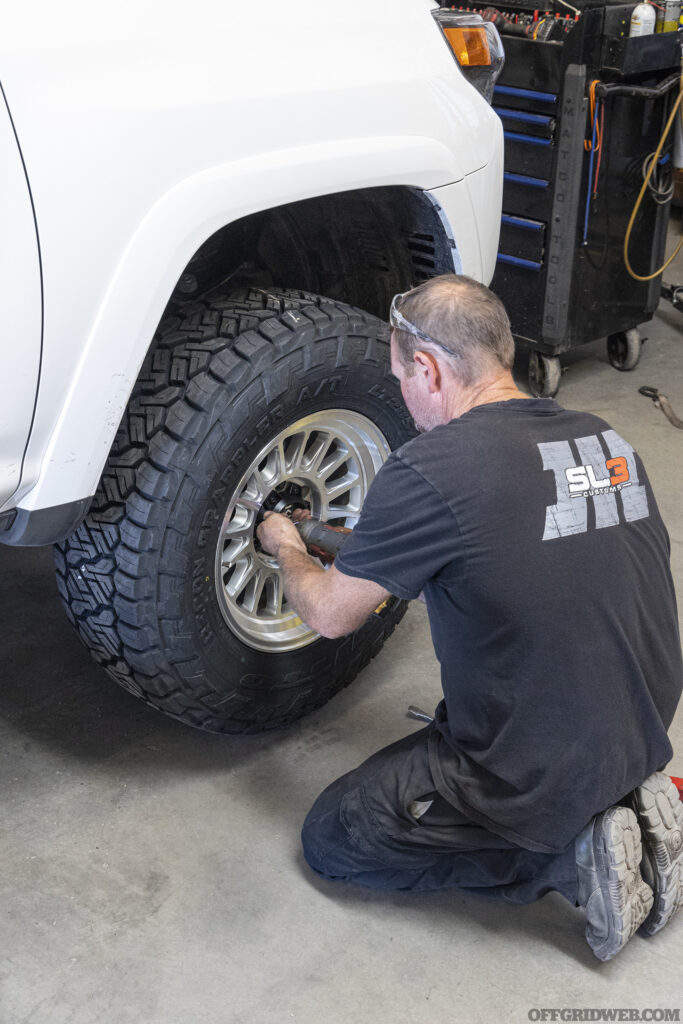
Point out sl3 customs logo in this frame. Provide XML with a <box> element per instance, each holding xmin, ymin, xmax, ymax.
<box><xmin>538</xmin><ymin>430</ymin><xmax>649</xmax><ymax>540</ymax></box>
<box><xmin>566</xmin><ymin>456</ymin><xmax>630</xmax><ymax>498</ymax></box>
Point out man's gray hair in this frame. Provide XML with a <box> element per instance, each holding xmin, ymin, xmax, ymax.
<box><xmin>392</xmin><ymin>275</ymin><xmax>515</xmax><ymax>387</ymax></box>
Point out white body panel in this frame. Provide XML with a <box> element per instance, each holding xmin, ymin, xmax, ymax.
<box><xmin>0</xmin><ymin>0</ymin><xmax>503</xmax><ymax>516</ymax></box>
<box><xmin>0</xmin><ymin>92</ymin><xmax>42</xmax><ymax>507</ymax></box>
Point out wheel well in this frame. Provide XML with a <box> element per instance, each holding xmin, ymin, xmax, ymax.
<box><xmin>170</xmin><ymin>186</ymin><xmax>457</xmax><ymax>319</ymax></box>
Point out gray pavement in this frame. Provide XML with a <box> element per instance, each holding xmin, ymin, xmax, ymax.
<box><xmin>2</xmin><ymin>237</ymin><xmax>683</xmax><ymax>1023</ymax></box>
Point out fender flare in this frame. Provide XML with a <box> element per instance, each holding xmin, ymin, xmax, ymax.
<box><xmin>18</xmin><ymin>135</ymin><xmax>468</xmax><ymax>516</ymax></box>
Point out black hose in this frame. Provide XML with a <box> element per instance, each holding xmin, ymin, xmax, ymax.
<box><xmin>596</xmin><ymin>73</ymin><xmax>681</xmax><ymax>102</ymax></box>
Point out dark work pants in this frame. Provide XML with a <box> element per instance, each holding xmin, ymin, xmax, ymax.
<box><xmin>301</xmin><ymin>726</ymin><xmax>579</xmax><ymax>905</ymax></box>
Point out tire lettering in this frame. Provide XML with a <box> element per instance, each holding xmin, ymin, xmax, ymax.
<box><xmin>296</xmin><ymin>376</ymin><xmax>344</xmax><ymax>405</ymax></box>
<box><xmin>367</xmin><ymin>383</ymin><xmax>406</xmax><ymax>416</ymax></box>
<box><xmin>191</xmin><ymin>557</ymin><xmax>215</xmax><ymax>648</ymax></box>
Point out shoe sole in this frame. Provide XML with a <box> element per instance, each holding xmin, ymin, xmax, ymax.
<box><xmin>586</xmin><ymin>807</ymin><xmax>653</xmax><ymax>961</ymax></box>
<box><xmin>633</xmin><ymin>773</ymin><xmax>683</xmax><ymax>936</ymax></box>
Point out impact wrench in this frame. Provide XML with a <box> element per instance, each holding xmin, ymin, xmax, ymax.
<box><xmin>294</xmin><ymin>517</ymin><xmax>351</xmax><ymax>564</ymax></box>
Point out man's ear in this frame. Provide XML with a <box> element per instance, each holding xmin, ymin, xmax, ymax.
<box><xmin>414</xmin><ymin>350</ymin><xmax>442</xmax><ymax>394</ymax></box>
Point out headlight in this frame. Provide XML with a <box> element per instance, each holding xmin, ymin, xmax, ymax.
<box><xmin>432</xmin><ymin>9</ymin><xmax>505</xmax><ymax>104</ymax></box>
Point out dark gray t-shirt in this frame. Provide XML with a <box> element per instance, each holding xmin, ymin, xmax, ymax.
<box><xmin>335</xmin><ymin>399</ymin><xmax>682</xmax><ymax>853</ymax></box>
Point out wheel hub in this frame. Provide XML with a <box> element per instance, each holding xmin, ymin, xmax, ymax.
<box><xmin>259</xmin><ymin>483</ymin><xmax>309</xmax><ymax>521</ymax></box>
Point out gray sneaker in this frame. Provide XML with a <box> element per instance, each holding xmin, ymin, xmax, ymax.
<box><xmin>632</xmin><ymin>772</ymin><xmax>683</xmax><ymax>937</ymax></box>
<box><xmin>575</xmin><ymin>805</ymin><xmax>653</xmax><ymax>961</ymax></box>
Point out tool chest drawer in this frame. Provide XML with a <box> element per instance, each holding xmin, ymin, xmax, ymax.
<box><xmin>493</xmin><ymin>261</ymin><xmax>545</xmax><ymax>339</ymax></box>
<box><xmin>499</xmin><ymin>215</ymin><xmax>546</xmax><ymax>266</ymax></box>
<box><xmin>503</xmin><ymin>132</ymin><xmax>555</xmax><ymax>179</ymax></box>
<box><xmin>497</xmin><ymin>104</ymin><xmax>557</xmax><ymax>178</ymax></box>
<box><xmin>495</xmin><ymin>106</ymin><xmax>555</xmax><ymax>139</ymax></box>
<box><xmin>502</xmin><ymin>172</ymin><xmax>553</xmax><ymax>221</ymax></box>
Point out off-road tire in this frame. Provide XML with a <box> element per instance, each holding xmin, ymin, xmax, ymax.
<box><xmin>54</xmin><ymin>288</ymin><xmax>415</xmax><ymax>733</ymax></box>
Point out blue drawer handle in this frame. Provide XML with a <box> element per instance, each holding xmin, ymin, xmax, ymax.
<box><xmin>497</xmin><ymin>253</ymin><xmax>543</xmax><ymax>271</ymax></box>
<box><xmin>504</xmin><ymin>131</ymin><xmax>552</xmax><ymax>148</ymax></box>
<box><xmin>494</xmin><ymin>107</ymin><xmax>553</xmax><ymax>128</ymax></box>
<box><xmin>504</xmin><ymin>172</ymin><xmax>549</xmax><ymax>189</ymax></box>
<box><xmin>494</xmin><ymin>85</ymin><xmax>558</xmax><ymax>104</ymax></box>
<box><xmin>501</xmin><ymin>214</ymin><xmax>545</xmax><ymax>231</ymax></box>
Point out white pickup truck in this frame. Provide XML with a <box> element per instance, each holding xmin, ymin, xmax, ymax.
<box><xmin>1</xmin><ymin>0</ymin><xmax>504</xmax><ymax>732</ymax></box>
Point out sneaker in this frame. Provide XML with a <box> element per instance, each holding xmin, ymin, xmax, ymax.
<box><xmin>575</xmin><ymin>805</ymin><xmax>653</xmax><ymax>961</ymax></box>
<box><xmin>632</xmin><ymin>772</ymin><xmax>683</xmax><ymax>937</ymax></box>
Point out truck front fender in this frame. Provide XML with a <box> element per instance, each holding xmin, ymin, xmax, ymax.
<box><xmin>11</xmin><ymin>136</ymin><xmax>477</xmax><ymax>526</ymax></box>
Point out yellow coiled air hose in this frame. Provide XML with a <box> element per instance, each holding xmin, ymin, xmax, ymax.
<box><xmin>623</xmin><ymin>53</ymin><xmax>683</xmax><ymax>282</ymax></box>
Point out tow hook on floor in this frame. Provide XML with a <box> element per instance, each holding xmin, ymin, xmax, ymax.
<box><xmin>639</xmin><ymin>386</ymin><xmax>683</xmax><ymax>429</ymax></box>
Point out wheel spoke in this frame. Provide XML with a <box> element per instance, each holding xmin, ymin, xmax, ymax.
<box><xmin>259</xmin><ymin>442</ymin><xmax>287</xmax><ymax>487</ymax></box>
<box><xmin>224</xmin><ymin>503</ymin><xmax>256</xmax><ymax>535</ymax></box>
<box><xmin>243</xmin><ymin>468</ymin><xmax>268</xmax><ymax>503</ymax></box>
<box><xmin>235</xmin><ymin>496</ymin><xmax>261</xmax><ymax>514</ymax></box>
<box><xmin>326</xmin><ymin>504</ymin><xmax>360</xmax><ymax>520</ymax></box>
<box><xmin>221</xmin><ymin>535</ymin><xmax>251</xmax><ymax>564</ymax></box>
<box><xmin>303</xmin><ymin>432</ymin><xmax>332</xmax><ymax>473</ymax></box>
<box><xmin>322</xmin><ymin>472</ymin><xmax>360</xmax><ymax>501</ymax></box>
<box><xmin>241</xmin><ymin>569</ymin><xmax>268</xmax><ymax>615</ymax></box>
<box><xmin>283</xmin><ymin>430</ymin><xmax>309</xmax><ymax>474</ymax></box>
<box><xmin>270</xmin><ymin>573</ymin><xmax>284</xmax><ymax>616</ymax></box>
<box><xmin>275</xmin><ymin>440</ymin><xmax>288</xmax><ymax>480</ymax></box>
<box><xmin>227</xmin><ymin>556</ymin><xmax>257</xmax><ymax>599</ymax></box>
<box><xmin>318</xmin><ymin>446</ymin><xmax>349</xmax><ymax>480</ymax></box>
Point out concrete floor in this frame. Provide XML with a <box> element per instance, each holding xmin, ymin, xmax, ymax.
<box><xmin>2</xmin><ymin>247</ymin><xmax>683</xmax><ymax>1023</ymax></box>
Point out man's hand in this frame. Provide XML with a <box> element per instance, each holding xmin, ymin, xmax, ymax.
<box><xmin>254</xmin><ymin>510</ymin><xmax>392</xmax><ymax>639</ymax></box>
<box><xmin>256</xmin><ymin>511</ymin><xmax>307</xmax><ymax>559</ymax></box>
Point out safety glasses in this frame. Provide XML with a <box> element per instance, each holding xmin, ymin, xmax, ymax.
<box><xmin>389</xmin><ymin>293</ymin><xmax>461</xmax><ymax>360</ymax></box>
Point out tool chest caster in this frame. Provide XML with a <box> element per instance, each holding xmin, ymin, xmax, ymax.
<box><xmin>607</xmin><ymin>328</ymin><xmax>643</xmax><ymax>371</ymax></box>
<box><xmin>528</xmin><ymin>351</ymin><xmax>562</xmax><ymax>397</ymax></box>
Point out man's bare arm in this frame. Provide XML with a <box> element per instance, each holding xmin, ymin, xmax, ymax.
<box><xmin>256</xmin><ymin>513</ymin><xmax>391</xmax><ymax>638</ymax></box>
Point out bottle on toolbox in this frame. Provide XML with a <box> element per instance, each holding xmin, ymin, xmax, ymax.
<box><xmin>630</xmin><ymin>1</ymin><xmax>656</xmax><ymax>35</ymax></box>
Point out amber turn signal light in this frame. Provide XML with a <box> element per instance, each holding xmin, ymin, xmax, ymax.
<box><xmin>432</xmin><ymin>11</ymin><xmax>504</xmax><ymax>104</ymax></box>
<box><xmin>443</xmin><ymin>26</ymin><xmax>492</xmax><ymax>67</ymax></box>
